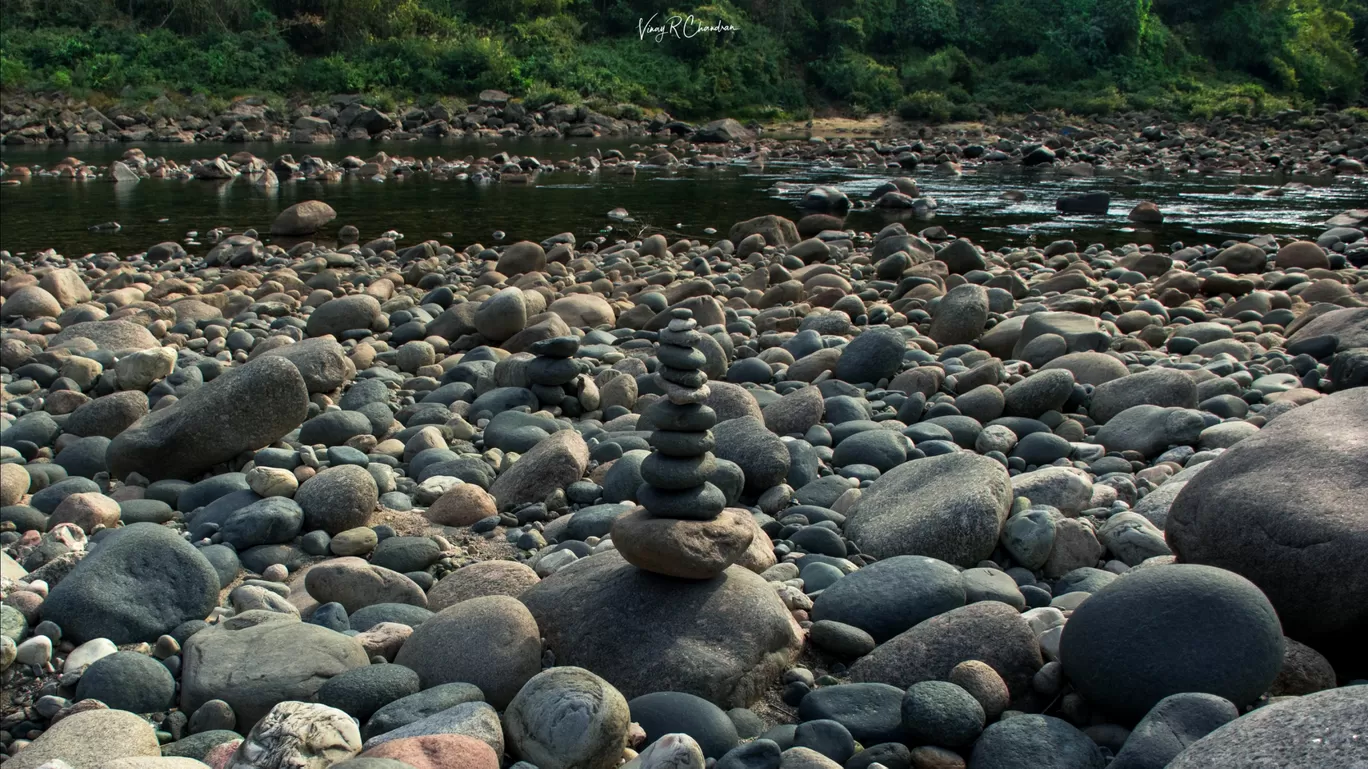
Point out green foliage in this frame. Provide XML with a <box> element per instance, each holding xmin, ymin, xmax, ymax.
<box><xmin>813</xmin><ymin>49</ymin><xmax>902</xmax><ymax>111</ymax></box>
<box><xmin>898</xmin><ymin>90</ymin><xmax>954</xmax><ymax>121</ymax></box>
<box><xmin>0</xmin><ymin>0</ymin><xmax>1361</xmax><ymax>119</ymax></box>
<box><xmin>902</xmin><ymin>47</ymin><xmax>976</xmax><ymax>92</ymax></box>
<box><xmin>0</xmin><ymin>55</ymin><xmax>29</xmax><ymax>88</ymax></box>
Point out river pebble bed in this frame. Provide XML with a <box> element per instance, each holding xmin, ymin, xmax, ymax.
<box><xmin>0</xmin><ymin>117</ymin><xmax>1367</xmax><ymax>769</ymax></box>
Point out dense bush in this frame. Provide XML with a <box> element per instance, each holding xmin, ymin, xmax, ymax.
<box><xmin>0</xmin><ymin>0</ymin><xmax>1362</xmax><ymax>118</ymax></box>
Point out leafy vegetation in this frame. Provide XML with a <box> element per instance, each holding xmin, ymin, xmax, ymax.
<box><xmin>0</xmin><ymin>0</ymin><xmax>1363</xmax><ymax>119</ymax></box>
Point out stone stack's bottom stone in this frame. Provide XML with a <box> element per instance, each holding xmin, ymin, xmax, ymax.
<box><xmin>526</xmin><ymin>335</ymin><xmax>583</xmax><ymax>413</ymax></box>
<box><xmin>612</xmin><ymin>309</ymin><xmax>754</xmax><ymax>579</ymax></box>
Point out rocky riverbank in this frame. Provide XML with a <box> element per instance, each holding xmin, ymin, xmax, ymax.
<box><xmin>3</xmin><ymin>91</ymin><xmax>1368</xmax><ymax>179</ymax></box>
<box><xmin>1</xmin><ymin>190</ymin><xmax>1367</xmax><ymax>769</ymax></box>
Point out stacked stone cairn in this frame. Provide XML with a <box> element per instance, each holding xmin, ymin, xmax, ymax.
<box><xmin>526</xmin><ymin>335</ymin><xmax>583</xmax><ymax>414</ymax></box>
<box><xmin>611</xmin><ymin>308</ymin><xmax>755</xmax><ymax>579</ymax></box>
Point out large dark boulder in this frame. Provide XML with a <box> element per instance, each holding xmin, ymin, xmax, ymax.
<box><xmin>1059</xmin><ymin>564</ymin><xmax>1284</xmax><ymax>722</ymax></box>
<box><xmin>106</xmin><ymin>356</ymin><xmax>308</xmax><ymax>481</ymax></box>
<box><xmin>1167</xmin><ymin>389</ymin><xmax>1368</xmax><ymax>676</ymax></box>
<box><xmin>41</xmin><ymin>523</ymin><xmax>219</xmax><ymax>644</ymax></box>
<box><xmin>519</xmin><ymin>551</ymin><xmax>801</xmax><ymax>708</ymax></box>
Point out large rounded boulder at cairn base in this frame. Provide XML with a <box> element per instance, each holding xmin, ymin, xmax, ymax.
<box><xmin>307</xmin><ymin>294</ymin><xmax>382</xmax><ymax>338</ymax></box>
<box><xmin>0</xmin><ymin>709</ymin><xmax>161</xmax><ymax>769</ymax></box>
<box><xmin>488</xmin><ymin>429</ymin><xmax>589</xmax><ymax>509</ymax></box>
<box><xmin>41</xmin><ymin>522</ymin><xmax>219</xmax><ymax>644</ymax></box>
<box><xmin>1167</xmin><ymin>388</ymin><xmax>1368</xmax><ymax>674</ymax></box>
<box><xmin>393</xmin><ymin>595</ymin><xmax>542</xmax><ymax>709</ymax></box>
<box><xmin>844</xmin><ymin>453</ymin><xmax>1012</xmax><ymax>566</ymax></box>
<box><xmin>519</xmin><ymin>550</ymin><xmax>802</xmax><ymax>708</ymax></box>
<box><xmin>504</xmin><ymin>666</ymin><xmax>631</xmax><ymax>769</ymax></box>
<box><xmin>106</xmin><ymin>355</ymin><xmax>309</xmax><ymax>482</ymax></box>
<box><xmin>271</xmin><ymin>200</ymin><xmax>337</xmax><ymax>235</ymax></box>
<box><xmin>1167</xmin><ymin>686</ymin><xmax>1368</xmax><ymax>769</ymax></box>
<box><xmin>850</xmin><ymin>601</ymin><xmax>1042</xmax><ymax>698</ymax></box>
<box><xmin>180</xmin><ymin>612</ymin><xmax>369</xmax><ymax>728</ymax></box>
<box><xmin>1059</xmin><ymin>564</ymin><xmax>1284</xmax><ymax>722</ymax></box>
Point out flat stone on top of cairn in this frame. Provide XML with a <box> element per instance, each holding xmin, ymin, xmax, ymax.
<box><xmin>611</xmin><ymin>308</ymin><xmax>754</xmax><ymax>579</ymax></box>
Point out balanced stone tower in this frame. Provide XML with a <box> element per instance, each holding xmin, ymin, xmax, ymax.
<box><xmin>611</xmin><ymin>308</ymin><xmax>755</xmax><ymax>579</ymax></box>
<box><xmin>526</xmin><ymin>335</ymin><xmax>582</xmax><ymax>414</ymax></box>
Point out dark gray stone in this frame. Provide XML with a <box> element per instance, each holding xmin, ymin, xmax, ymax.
<box><xmin>1110</xmin><ymin>693</ymin><xmax>1239</xmax><ymax>769</ymax></box>
<box><xmin>810</xmin><ymin>555</ymin><xmax>964</xmax><ymax>642</ymax></box>
<box><xmin>296</xmin><ymin>464</ymin><xmax>378</xmax><ymax>535</ymax></box>
<box><xmin>1059</xmin><ymin>564</ymin><xmax>1284</xmax><ymax>722</ymax></box>
<box><xmin>107</xmin><ymin>356</ymin><xmax>309</xmax><ymax>481</ymax></box>
<box><xmin>712</xmin><ymin>417</ymin><xmax>790</xmax><ymax>498</ymax></box>
<box><xmin>362</xmin><ymin>681</ymin><xmax>485</xmax><ymax>741</ymax></box>
<box><xmin>796</xmin><ymin>683</ymin><xmax>904</xmax><ymax>746</ymax></box>
<box><xmin>969</xmin><ymin>715</ymin><xmax>1105</xmax><ymax>769</ymax></box>
<box><xmin>317</xmin><ymin>663</ymin><xmax>422</xmax><ymax>721</ymax></box>
<box><xmin>74</xmin><ymin>650</ymin><xmax>176</xmax><ymax>712</ymax></box>
<box><xmin>834</xmin><ymin>328</ymin><xmax>906</xmax><ymax>384</ymax></box>
<box><xmin>1090</xmin><ymin>368</ymin><xmax>1199</xmax><ymax>424</ymax></box>
<box><xmin>41</xmin><ymin>523</ymin><xmax>220</xmax><ymax>644</ymax></box>
<box><xmin>218</xmin><ymin>497</ymin><xmax>303</xmax><ymax>550</ymax></box>
<box><xmin>630</xmin><ymin>691</ymin><xmax>740</xmax><ymax>759</ymax></box>
<box><xmin>900</xmin><ymin>680</ymin><xmax>984</xmax><ymax>748</ymax></box>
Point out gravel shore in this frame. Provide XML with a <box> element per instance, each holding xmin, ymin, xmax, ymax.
<box><xmin>1</xmin><ymin>177</ymin><xmax>1366</xmax><ymax>769</ymax></box>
